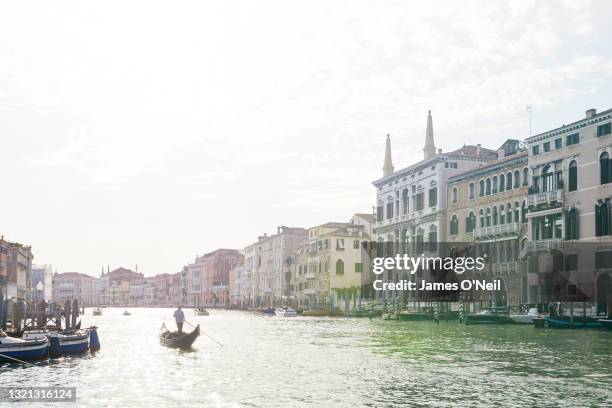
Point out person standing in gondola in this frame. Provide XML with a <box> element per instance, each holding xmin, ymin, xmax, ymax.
<box><xmin>173</xmin><ymin>305</ymin><xmax>185</xmax><ymax>334</ymax></box>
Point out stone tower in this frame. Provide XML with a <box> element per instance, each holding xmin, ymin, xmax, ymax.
<box><xmin>423</xmin><ymin>110</ymin><xmax>436</xmax><ymax>160</ymax></box>
<box><xmin>383</xmin><ymin>134</ymin><xmax>394</xmax><ymax>177</ymax></box>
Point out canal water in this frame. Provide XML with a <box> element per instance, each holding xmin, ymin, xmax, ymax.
<box><xmin>2</xmin><ymin>308</ymin><xmax>611</xmax><ymax>407</ymax></box>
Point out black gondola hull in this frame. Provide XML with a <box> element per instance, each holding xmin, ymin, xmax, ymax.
<box><xmin>159</xmin><ymin>324</ymin><xmax>200</xmax><ymax>349</ymax></box>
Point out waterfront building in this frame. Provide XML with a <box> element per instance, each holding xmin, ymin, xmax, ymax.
<box><xmin>1</xmin><ymin>238</ymin><xmax>34</xmax><ymax>300</ymax></box>
<box><xmin>31</xmin><ymin>264</ymin><xmax>53</xmax><ymax>302</ymax></box>
<box><xmin>291</xmin><ymin>219</ymin><xmax>370</xmax><ymax>313</ymax></box>
<box><xmin>372</xmin><ymin>111</ymin><xmax>497</xmax><ymax>301</ymax></box>
<box><xmin>447</xmin><ymin>140</ymin><xmax>529</xmax><ymax>306</ymax></box>
<box><xmin>244</xmin><ymin>226</ymin><xmax>307</xmax><ymax>307</ymax></box>
<box><xmin>101</xmin><ymin>267</ymin><xmax>144</xmax><ymax>306</ymax></box>
<box><xmin>228</xmin><ymin>263</ymin><xmax>247</xmax><ymax>308</ymax></box>
<box><xmin>185</xmin><ymin>249</ymin><xmax>243</xmax><ymax>307</ymax></box>
<box><xmin>52</xmin><ymin>272</ymin><xmax>102</xmax><ymax>306</ymax></box>
<box><xmin>525</xmin><ymin>108</ymin><xmax>612</xmax><ymax>314</ymax></box>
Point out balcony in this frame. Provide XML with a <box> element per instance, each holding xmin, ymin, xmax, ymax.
<box><xmin>473</xmin><ymin>222</ymin><xmax>519</xmax><ymax>240</ymax></box>
<box><xmin>303</xmin><ymin>288</ymin><xmax>316</xmax><ymax>295</ymax></box>
<box><xmin>492</xmin><ymin>261</ymin><xmax>518</xmax><ymax>274</ymax></box>
<box><xmin>520</xmin><ymin>239</ymin><xmax>563</xmax><ymax>257</ymax></box>
<box><xmin>527</xmin><ymin>189</ymin><xmax>563</xmax><ymax>207</ymax></box>
<box><xmin>304</xmin><ymin>272</ymin><xmax>316</xmax><ymax>279</ymax></box>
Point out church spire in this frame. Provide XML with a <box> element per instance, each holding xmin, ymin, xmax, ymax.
<box><xmin>423</xmin><ymin>110</ymin><xmax>436</xmax><ymax>160</ymax></box>
<box><xmin>383</xmin><ymin>133</ymin><xmax>394</xmax><ymax>177</ymax></box>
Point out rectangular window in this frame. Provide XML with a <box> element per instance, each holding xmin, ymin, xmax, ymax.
<box><xmin>566</xmin><ymin>133</ymin><xmax>579</xmax><ymax>146</ymax></box>
<box><xmin>416</xmin><ymin>192</ymin><xmax>424</xmax><ymax>211</ymax></box>
<box><xmin>336</xmin><ymin>239</ymin><xmax>345</xmax><ymax>250</ymax></box>
<box><xmin>386</xmin><ymin>202</ymin><xmax>393</xmax><ymax>219</ymax></box>
<box><xmin>543</xmin><ymin>141</ymin><xmax>550</xmax><ymax>152</ymax></box>
<box><xmin>469</xmin><ymin>183</ymin><xmax>474</xmax><ymax>199</ymax></box>
<box><xmin>595</xmin><ymin>250</ymin><xmax>612</xmax><ymax>269</ymax></box>
<box><xmin>554</xmin><ymin>138</ymin><xmax>562</xmax><ymax>149</ymax></box>
<box><xmin>597</xmin><ymin>123</ymin><xmax>611</xmax><ymax>137</ymax></box>
<box><xmin>376</xmin><ymin>206</ymin><xmax>383</xmax><ymax>221</ymax></box>
<box><xmin>428</xmin><ymin>188</ymin><xmax>437</xmax><ymax>207</ymax></box>
<box><xmin>355</xmin><ymin>263</ymin><xmax>363</xmax><ymax>273</ymax></box>
<box><xmin>353</xmin><ymin>240</ymin><xmax>359</xmax><ymax>249</ymax></box>
<box><xmin>532</xmin><ymin>145</ymin><xmax>540</xmax><ymax>155</ymax></box>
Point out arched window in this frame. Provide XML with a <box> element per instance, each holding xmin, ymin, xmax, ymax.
<box><xmin>469</xmin><ymin>182</ymin><xmax>475</xmax><ymax>199</ymax></box>
<box><xmin>376</xmin><ymin>200</ymin><xmax>383</xmax><ymax>221</ymax></box>
<box><xmin>500</xmin><ymin>205</ymin><xmax>505</xmax><ymax>224</ymax></box>
<box><xmin>514</xmin><ymin>201</ymin><xmax>520</xmax><ymax>223</ymax></box>
<box><xmin>485</xmin><ymin>208</ymin><xmax>491</xmax><ymax>227</ymax></box>
<box><xmin>521</xmin><ymin>201</ymin><xmax>527</xmax><ymax>224</ymax></box>
<box><xmin>600</xmin><ymin>152</ymin><xmax>611</xmax><ymax>184</ymax></box>
<box><xmin>595</xmin><ymin>200</ymin><xmax>611</xmax><ymax>237</ymax></box>
<box><xmin>479</xmin><ymin>180</ymin><xmax>485</xmax><ymax>197</ymax></box>
<box><xmin>479</xmin><ymin>209</ymin><xmax>484</xmax><ymax>228</ymax></box>
<box><xmin>452</xmin><ymin>187</ymin><xmax>458</xmax><ymax>204</ymax></box>
<box><xmin>386</xmin><ymin>196</ymin><xmax>394</xmax><ymax>219</ymax></box>
<box><xmin>486</xmin><ymin>178</ymin><xmax>491</xmax><ymax>195</ymax></box>
<box><xmin>499</xmin><ymin>174</ymin><xmax>505</xmax><ymax>192</ymax></box>
<box><xmin>565</xmin><ymin>207</ymin><xmax>579</xmax><ymax>240</ymax></box>
<box><xmin>335</xmin><ymin>259</ymin><xmax>344</xmax><ymax>275</ymax></box>
<box><xmin>506</xmin><ymin>203</ymin><xmax>512</xmax><ymax>223</ymax></box>
<box><xmin>506</xmin><ymin>172</ymin><xmax>512</xmax><ymax>190</ymax></box>
<box><xmin>569</xmin><ymin>161</ymin><xmax>577</xmax><ymax>192</ymax></box>
<box><xmin>522</xmin><ymin>168</ymin><xmax>529</xmax><ymax>186</ymax></box>
<box><xmin>428</xmin><ymin>225</ymin><xmax>438</xmax><ymax>251</ymax></box>
<box><xmin>492</xmin><ymin>176</ymin><xmax>498</xmax><ymax>193</ymax></box>
<box><xmin>493</xmin><ymin>206</ymin><xmax>498</xmax><ymax>225</ymax></box>
<box><xmin>514</xmin><ymin>170</ymin><xmax>520</xmax><ymax>188</ymax></box>
<box><xmin>402</xmin><ymin>189</ymin><xmax>410</xmax><ymax>214</ymax></box>
<box><xmin>450</xmin><ymin>215</ymin><xmax>459</xmax><ymax>236</ymax></box>
<box><xmin>542</xmin><ymin>166</ymin><xmax>554</xmax><ymax>192</ymax></box>
<box><xmin>466</xmin><ymin>211</ymin><xmax>476</xmax><ymax>233</ymax></box>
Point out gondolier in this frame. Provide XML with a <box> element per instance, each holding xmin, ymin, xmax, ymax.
<box><xmin>173</xmin><ymin>306</ymin><xmax>185</xmax><ymax>334</ymax></box>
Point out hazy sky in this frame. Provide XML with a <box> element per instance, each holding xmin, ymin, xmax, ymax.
<box><xmin>1</xmin><ymin>1</ymin><xmax>611</xmax><ymax>276</ymax></box>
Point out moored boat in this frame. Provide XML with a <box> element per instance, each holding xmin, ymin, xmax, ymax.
<box><xmin>159</xmin><ymin>323</ymin><xmax>200</xmax><ymax>349</ymax></box>
<box><xmin>123</xmin><ymin>310</ymin><xmax>131</xmax><ymax>316</ymax></box>
<box><xmin>93</xmin><ymin>307</ymin><xmax>103</xmax><ymax>316</ymax></box>
<box><xmin>0</xmin><ymin>330</ymin><xmax>49</xmax><ymax>363</ymax></box>
<box><xmin>509</xmin><ymin>308</ymin><xmax>540</xmax><ymax>324</ymax></box>
<box><xmin>398</xmin><ymin>311</ymin><xmax>434</xmax><ymax>321</ymax></box>
<box><xmin>275</xmin><ymin>307</ymin><xmax>297</xmax><ymax>317</ymax></box>
<box><xmin>545</xmin><ymin>316</ymin><xmax>602</xmax><ymax>329</ymax></box>
<box><xmin>49</xmin><ymin>330</ymin><xmax>90</xmax><ymax>356</ymax></box>
<box><xmin>597</xmin><ymin>318</ymin><xmax>612</xmax><ymax>330</ymax></box>
<box><xmin>465</xmin><ymin>307</ymin><xmax>511</xmax><ymax>324</ymax></box>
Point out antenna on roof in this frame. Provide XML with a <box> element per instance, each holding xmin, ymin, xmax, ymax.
<box><xmin>526</xmin><ymin>105</ymin><xmax>532</xmax><ymax>138</ymax></box>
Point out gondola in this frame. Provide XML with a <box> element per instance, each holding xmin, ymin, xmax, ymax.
<box><xmin>159</xmin><ymin>322</ymin><xmax>200</xmax><ymax>349</ymax></box>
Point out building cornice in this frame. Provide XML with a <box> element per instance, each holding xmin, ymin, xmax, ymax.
<box><xmin>526</xmin><ymin>108</ymin><xmax>612</xmax><ymax>144</ymax></box>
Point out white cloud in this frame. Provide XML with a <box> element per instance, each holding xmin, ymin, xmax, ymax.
<box><xmin>1</xmin><ymin>0</ymin><xmax>611</xmax><ymax>274</ymax></box>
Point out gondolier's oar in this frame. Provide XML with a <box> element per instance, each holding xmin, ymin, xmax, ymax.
<box><xmin>184</xmin><ymin>320</ymin><xmax>223</xmax><ymax>347</ymax></box>
<box><xmin>0</xmin><ymin>352</ymin><xmax>38</xmax><ymax>367</ymax></box>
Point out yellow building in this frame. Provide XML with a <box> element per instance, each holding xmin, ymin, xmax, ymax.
<box><xmin>447</xmin><ymin>140</ymin><xmax>529</xmax><ymax>307</ymax></box>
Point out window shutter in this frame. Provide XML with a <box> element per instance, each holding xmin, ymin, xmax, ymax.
<box><xmin>596</xmin><ymin>204</ymin><xmax>602</xmax><ymax>237</ymax></box>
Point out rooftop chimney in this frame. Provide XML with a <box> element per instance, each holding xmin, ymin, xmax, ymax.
<box><xmin>586</xmin><ymin>108</ymin><xmax>597</xmax><ymax>119</ymax></box>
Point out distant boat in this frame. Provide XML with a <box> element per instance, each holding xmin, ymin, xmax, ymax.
<box><xmin>159</xmin><ymin>323</ymin><xmax>199</xmax><ymax>349</ymax></box>
<box><xmin>194</xmin><ymin>307</ymin><xmax>209</xmax><ymax>316</ymax></box>
<box><xmin>275</xmin><ymin>307</ymin><xmax>297</xmax><ymax>317</ymax></box>
<box><xmin>93</xmin><ymin>308</ymin><xmax>103</xmax><ymax>316</ymax></box>
<box><xmin>301</xmin><ymin>308</ymin><xmax>329</xmax><ymax>317</ymax></box>
<box><xmin>398</xmin><ymin>311</ymin><xmax>434</xmax><ymax>321</ymax></box>
<box><xmin>0</xmin><ymin>330</ymin><xmax>49</xmax><ymax>362</ymax></box>
<box><xmin>123</xmin><ymin>310</ymin><xmax>131</xmax><ymax>316</ymax></box>
<box><xmin>509</xmin><ymin>308</ymin><xmax>540</xmax><ymax>324</ymax></box>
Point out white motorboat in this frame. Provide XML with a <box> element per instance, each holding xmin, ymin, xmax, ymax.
<box><xmin>509</xmin><ymin>307</ymin><xmax>540</xmax><ymax>324</ymax></box>
<box><xmin>275</xmin><ymin>307</ymin><xmax>298</xmax><ymax>317</ymax></box>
